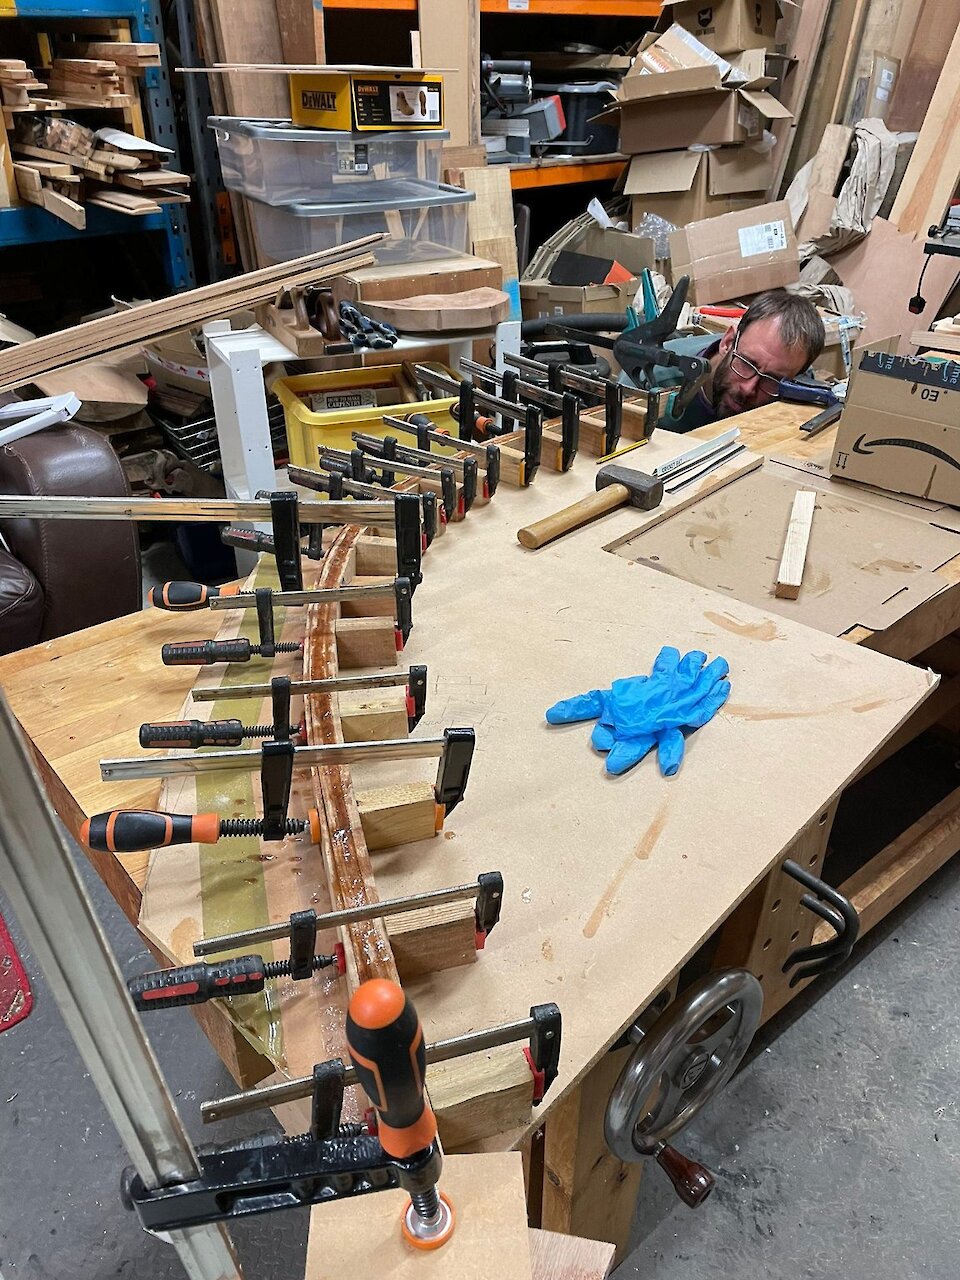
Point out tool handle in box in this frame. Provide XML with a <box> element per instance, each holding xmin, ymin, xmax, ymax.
<box><xmin>517</xmin><ymin>483</ymin><xmax>629</xmax><ymax>550</ymax></box>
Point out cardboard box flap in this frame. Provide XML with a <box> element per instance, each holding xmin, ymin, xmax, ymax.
<box><xmin>580</xmin><ymin>226</ymin><xmax>655</xmax><ymax>274</ymax></box>
<box><xmin>737</xmin><ymin>88</ymin><xmax>793</xmax><ymax>120</ymax></box>
<box><xmin>725</xmin><ymin>48</ymin><xmax>775</xmax><ymax>88</ymax></box>
<box><xmin>707</xmin><ymin>145</ymin><xmax>772</xmax><ymax>195</ymax></box>
<box><xmin>619</xmin><ymin>63</ymin><xmax>724</xmax><ymax>102</ymax></box>
<box><xmin>625</xmin><ymin>150</ymin><xmax>703</xmax><ymax>197</ymax></box>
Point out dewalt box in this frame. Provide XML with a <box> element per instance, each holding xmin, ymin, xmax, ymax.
<box><xmin>290</xmin><ymin>70</ymin><xmax>444</xmax><ymax>131</ymax></box>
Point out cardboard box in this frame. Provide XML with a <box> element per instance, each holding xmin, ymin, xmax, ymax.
<box><xmin>598</xmin><ymin>25</ymin><xmax>791</xmax><ymax>155</ymax></box>
<box><xmin>333</xmin><ymin>254</ymin><xmax>503</xmax><ymax>305</ymax></box>
<box><xmin>830</xmin><ymin>351</ymin><xmax>960</xmax><ymax>503</ymax></box>
<box><xmin>520</xmin><ymin>226</ymin><xmax>654</xmax><ymax>318</ymax></box>
<box><xmin>290</xmin><ymin>70</ymin><xmax>444</xmax><ymax>131</ymax></box>
<box><xmin>627</xmin><ymin>146</ymin><xmax>772</xmax><ymax>229</ymax></box>
<box><xmin>656</xmin><ymin>0</ymin><xmax>778</xmax><ymax>54</ymax></box>
<box><xmin>669</xmin><ymin>200</ymin><xmax>799</xmax><ymax>303</ymax></box>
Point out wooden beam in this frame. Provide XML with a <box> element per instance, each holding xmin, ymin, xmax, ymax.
<box><xmin>775</xmin><ymin>489</ymin><xmax>816</xmax><ymax>599</ymax></box>
<box><xmin>41</xmin><ymin>187</ymin><xmax>86</xmax><ymax>229</ymax></box>
<box><xmin>529</xmin><ymin>1230</ymin><xmax>615</xmax><ymax>1280</ymax></box>
<box><xmin>891</xmin><ymin>20</ymin><xmax>960</xmax><ymax>236</ymax></box>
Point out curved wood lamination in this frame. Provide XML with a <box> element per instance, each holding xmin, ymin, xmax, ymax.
<box><xmin>304</xmin><ymin>525</ymin><xmax>400</xmax><ymax>987</ymax></box>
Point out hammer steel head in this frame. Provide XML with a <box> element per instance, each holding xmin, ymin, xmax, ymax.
<box><xmin>596</xmin><ymin>464</ymin><xmax>664</xmax><ymax>510</ymax></box>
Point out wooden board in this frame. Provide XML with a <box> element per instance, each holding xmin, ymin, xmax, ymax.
<box><xmin>360</xmin><ymin>288</ymin><xmax>510</xmax><ymax>333</ymax></box>
<box><xmin>608</xmin><ymin>463</ymin><xmax>960</xmax><ymax>639</ymax></box>
<box><xmin>528</xmin><ymin>1230</ymin><xmax>614</xmax><ymax>1280</ymax></box>
<box><xmin>891</xmin><ymin>19</ymin><xmax>960</xmax><ymax>236</ymax></box>
<box><xmin>418</xmin><ymin>0</ymin><xmax>479</xmax><ymax>149</ymax></box>
<box><xmin>305</xmin><ymin>1152</ymin><xmax>531</xmax><ymax>1280</ymax></box>
<box><xmin>775</xmin><ymin>488</ymin><xmax>816</xmax><ymax>599</ymax></box>
<box><xmin>887</xmin><ymin>0</ymin><xmax>960</xmax><ymax>131</ymax></box>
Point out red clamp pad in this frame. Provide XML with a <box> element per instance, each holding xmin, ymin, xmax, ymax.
<box><xmin>363</xmin><ymin>1106</ymin><xmax>378</xmax><ymax>1135</ymax></box>
<box><xmin>405</xmin><ymin>691</ymin><xmax>416</xmax><ymax>720</ymax></box>
<box><xmin>457</xmin><ymin>496</ymin><xmax>465</xmax><ymax>519</ymax></box>
<box><xmin>0</xmin><ymin>910</ymin><xmax>31</xmax><ymax>1034</ymax></box>
<box><xmin>334</xmin><ymin>942</ymin><xmax>347</xmax><ymax>975</ymax></box>
<box><xmin>483</xmin><ymin>480</ymin><xmax>490</xmax><ymax>500</ymax></box>
<box><xmin>523</xmin><ymin>1047</ymin><xmax>545</xmax><ymax>1103</ymax></box>
<box><xmin>474</xmin><ymin>927</ymin><xmax>487</xmax><ymax>952</ymax></box>
<box><xmin>421</xmin><ymin>533</ymin><xmax>428</xmax><ymax>552</ymax></box>
<box><xmin>395</xmin><ymin>628</ymin><xmax>404</xmax><ymax>652</ymax></box>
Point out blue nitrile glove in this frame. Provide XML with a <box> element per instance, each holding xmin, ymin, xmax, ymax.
<box><xmin>545</xmin><ymin>647</ymin><xmax>730</xmax><ymax>776</ymax></box>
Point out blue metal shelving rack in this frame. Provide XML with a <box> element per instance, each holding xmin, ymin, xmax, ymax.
<box><xmin>1</xmin><ymin>0</ymin><xmax>196</xmax><ymax>289</ymax></box>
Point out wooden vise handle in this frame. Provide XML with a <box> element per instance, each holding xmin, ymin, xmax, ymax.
<box><xmin>517</xmin><ymin>484</ymin><xmax>629</xmax><ymax>550</ymax></box>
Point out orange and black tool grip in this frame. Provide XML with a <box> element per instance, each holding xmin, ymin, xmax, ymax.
<box><xmin>148</xmin><ymin>582</ymin><xmax>242</xmax><ymax>611</ymax></box>
<box><xmin>139</xmin><ymin>719</ymin><xmax>246</xmax><ymax>749</ymax></box>
<box><xmin>346</xmin><ymin>979</ymin><xmax>437</xmax><ymax>1161</ymax></box>
<box><xmin>128</xmin><ymin>954</ymin><xmax>265</xmax><ymax>1010</ymax></box>
<box><xmin>80</xmin><ymin>809</ymin><xmax>221</xmax><ymax>853</ymax></box>
<box><xmin>161</xmin><ymin>639</ymin><xmax>252</xmax><ymax>666</ymax></box>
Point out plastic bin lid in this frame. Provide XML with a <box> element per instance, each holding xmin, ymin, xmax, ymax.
<box><xmin>208</xmin><ymin>116</ymin><xmax>450</xmax><ymax>143</ymax></box>
<box><xmin>249</xmin><ymin>182</ymin><xmax>475</xmax><ymax>218</ymax></box>
<box><xmin>532</xmin><ymin>81</ymin><xmax>619</xmax><ymax>93</ymax></box>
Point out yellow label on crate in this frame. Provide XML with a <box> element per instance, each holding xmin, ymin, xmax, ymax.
<box><xmin>290</xmin><ymin>71</ymin><xmax>444</xmax><ymax>131</ymax></box>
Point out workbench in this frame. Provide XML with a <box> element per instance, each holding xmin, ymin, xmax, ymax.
<box><xmin>1</xmin><ymin>399</ymin><xmax>955</xmax><ymax>1261</ymax></box>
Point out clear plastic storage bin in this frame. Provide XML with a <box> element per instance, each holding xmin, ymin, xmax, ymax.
<box><xmin>209</xmin><ymin>117</ymin><xmax>449</xmax><ymax>204</ymax></box>
<box><xmin>246</xmin><ymin>182</ymin><xmax>474</xmax><ymax>264</ymax></box>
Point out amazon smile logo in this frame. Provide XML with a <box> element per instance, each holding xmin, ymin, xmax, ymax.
<box><xmin>851</xmin><ymin>433</ymin><xmax>960</xmax><ymax>472</ymax></box>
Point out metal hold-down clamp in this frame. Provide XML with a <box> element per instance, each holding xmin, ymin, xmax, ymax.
<box><xmin>288</xmin><ymin>463</ymin><xmax>441</xmax><ymax>547</ymax></box>
<box><xmin>353</xmin><ymin>431</ymin><xmax>478</xmax><ymax>516</ymax></box>
<box><xmin>503</xmin><ymin>351</ymin><xmax>624</xmax><ymax>457</ymax></box>
<box><xmin>318</xmin><ymin>444</ymin><xmax>461</xmax><ymax>523</ymax></box>
<box><xmin>780</xmin><ymin>860</ymin><xmax>859</xmax><ymax>986</ymax></box>
<box><xmin>380</xmin><ymin>414</ymin><xmax>501</xmax><ymax>499</ymax></box>
<box><xmin>461</xmin><ymin>358</ymin><xmax>580</xmax><ymax>472</ymax></box>
<box><xmin>190</xmin><ymin>667</ymin><xmax>430</xmax><ymax>735</ymax></box>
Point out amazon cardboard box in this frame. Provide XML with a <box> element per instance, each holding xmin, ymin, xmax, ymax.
<box><xmin>830</xmin><ymin>350</ymin><xmax>960</xmax><ymax>504</ymax></box>
<box><xmin>669</xmin><ymin>199</ymin><xmax>798</xmax><ymax>302</ymax></box>
<box><xmin>627</xmin><ymin>146</ymin><xmax>772</xmax><ymax>230</ymax></box>
<box><xmin>656</xmin><ymin>0</ymin><xmax>778</xmax><ymax>54</ymax></box>
<box><xmin>600</xmin><ymin>24</ymin><xmax>792</xmax><ymax>155</ymax></box>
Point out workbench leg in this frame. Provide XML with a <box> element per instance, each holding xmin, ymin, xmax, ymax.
<box><xmin>540</xmin><ymin>1045</ymin><xmax>643</xmax><ymax>1262</ymax></box>
<box><xmin>712</xmin><ymin>798</ymin><xmax>840</xmax><ymax>1025</ymax></box>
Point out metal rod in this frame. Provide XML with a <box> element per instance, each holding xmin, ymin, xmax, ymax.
<box><xmin>414</xmin><ymin>363</ymin><xmax>526</xmax><ymax>418</ymax></box>
<box><xmin>100</xmin><ymin>736</ymin><xmax>445</xmax><ymax>781</ymax></box>
<box><xmin>459</xmin><ymin>358</ymin><xmax>501</xmax><ymax>385</ymax></box>
<box><xmin>194</xmin><ymin>881</ymin><xmax>479</xmax><ymax>956</ymax></box>
<box><xmin>207</xmin><ymin>582</ymin><xmax>396</xmax><ymax>611</ymax></box>
<box><xmin>191</xmin><ymin>670</ymin><xmax>415</xmax><ymax>703</ymax></box>
<box><xmin>0</xmin><ymin>494</ymin><xmax>397</xmax><ymax>526</ymax></box>
<box><xmin>323</xmin><ymin>448</ymin><xmax>449</xmax><ymax>484</ymax></box>
<box><xmin>651</xmin><ymin>428</ymin><xmax>740</xmax><ymax>480</ymax></box>
<box><xmin>373</xmin><ymin>423</ymin><xmax>472</xmax><ymax>474</ymax></box>
<box><xmin>663</xmin><ymin>443</ymin><xmax>746</xmax><ymax>494</ymax></box>
<box><xmin>0</xmin><ymin>694</ymin><xmax>243</xmax><ymax>1278</ymax></box>
<box><xmin>201</xmin><ymin>1017</ymin><xmax>536</xmax><ymax>1124</ymax></box>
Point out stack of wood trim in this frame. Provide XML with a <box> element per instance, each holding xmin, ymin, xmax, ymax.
<box><xmin>47</xmin><ymin>57</ymin><xmax>139</xmax><ymax>109</ymax></box>
<box><xmin>0</xmin><ymin>59</ymin><xmax>65</xmax><ymax>121</ymax></box>
<box><xmin>0</xmin><ymin>234</ymin><xmax>383</xmax><ymax>393</ymax></box>
<box><xmin>11</xmin><ymin>114</ymin><xmax>191</xmax><ymax>228</ymax></box>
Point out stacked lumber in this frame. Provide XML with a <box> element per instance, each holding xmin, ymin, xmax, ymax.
<box><xmin>0</xmin><ymin>59</ymin><xmax>65</xmax><ymax>119</ymax></box>
<box><xmin>0</xmin><ymin>234</ymin><xmax>384</xmax><ymax>393</ymax></box>
<box><xmin>46</xmin><ymin>56</ymin><xmax>142</xmax><ymax>109</ymax></box>
<box><xmin>11</xmin><ymin>116</ymin><xmax>191</xmax><ymax>230</ymax></box>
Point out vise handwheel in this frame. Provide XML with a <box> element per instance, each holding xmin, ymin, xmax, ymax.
<box><xmin>605</xmin><ymin>969</ymin><xmax>762</xmax><ymax>1200</ymax></box>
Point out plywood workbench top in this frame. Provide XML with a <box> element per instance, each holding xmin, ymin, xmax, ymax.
<box><xmin>0</xmin><ymin>404</ymin><xmax>936</xmax><ymax>1139</ymax></box>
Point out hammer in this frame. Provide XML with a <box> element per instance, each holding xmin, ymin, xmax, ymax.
<box><xmin>517</xmin><ymin>464</ymin><xmax>663</xmax><ymax>550</ymax></box>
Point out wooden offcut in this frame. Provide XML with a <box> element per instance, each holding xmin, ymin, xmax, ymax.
<box><xmin>775</xmin><ymin>489</ymin><xmax>817</xmax><ymax>600</ymax></box>
<box><xmin>891</xmin><ymin>19</ymin><xmax>960</xmax><ymax>236</ymax></box>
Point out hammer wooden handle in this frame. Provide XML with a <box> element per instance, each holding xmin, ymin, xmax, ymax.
<box><xmin>517</xmin><ymin>484</ymin><xmax>629</xmax><ymax>550</ymax></box>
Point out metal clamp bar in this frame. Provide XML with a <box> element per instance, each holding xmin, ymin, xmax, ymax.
<box><xmin>99</xmin><ymin>736</ymin><xmax>446</xmax><ymax>781</ymax></box>
<box><xmin>192</xmin><ymin>669</ymin><xmax>420</xmax><ymax>703</ymax></box>
<box><xmin>371</xmin><ymin>424</ymin><xmax>472</xmax><ymax>475</ymax></box>
<box><xmin>207</xmin><ymin>581</ymin><xmax>399</xmax><ymax>611</ymax></box>
<box><xmin>0</xmin><ymin>494</ymin><xmax>396</xmax><ymax>526</ymax></box>
<box><xmin>412</xmin><ymin>364</ymin><xmax>529</xmax><ymax>422</ymax></box>
<box><xmin>194</xmin><ymin>878</ymin><xmax>488</xmax><ymax>956</ymax></box>
<box><xmin>201</xmin><ymin>1015</ymin><xmax>539</xmax><ymax>1124</ymax></box>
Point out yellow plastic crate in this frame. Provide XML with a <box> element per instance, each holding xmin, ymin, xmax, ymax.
<box><xmin>275</xmin><ymin>366</ymin><xmax>458</xmax><ymax>470</ymax></box>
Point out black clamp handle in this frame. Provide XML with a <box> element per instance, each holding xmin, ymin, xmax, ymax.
<box><xmin>780</xmin><ymin>859</ymin><xmax>860</xmax><ymax>987</ymax></box>
<box><xmin>527</xmin><ymin>1002</ymin><xmax>562</xmax><ymax>1104</ymax></box>
<box><xmin>435</xmin><ymin>727</ymin><xmax>475</xmax><ymax>814</ymax></box>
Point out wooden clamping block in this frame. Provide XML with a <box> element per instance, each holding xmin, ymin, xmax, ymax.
<box><xmin>389</xmin><ymin>476</ymin><xmax>446</xmax><ymax>536</ymax></box>
<box><xmin>579</xmin><ymin>398</ymin><xmax>650</xmax><ymax>456</ymax></box>
<box><xmin>493</xmin><ymin>430</ymin><xmax>530</xmax><ymax>486</ymax></box>
<box><xmin>356</xmin><ymin>780</ymin><xmax>442</xmax><ymax>850</ymax></box>
<box><xmin>334</xmin><ymin>616</ymin><xmax>399</xmax><ymax>668</ymax></box>
<box><xmin>354</xmin><ymin>533</ymin><xmax>397</xmax><ymax>577</ymax></box>
<box><xmin>340</xmin><ymin>689</ymin><xmax>410</xmax><ymax>742</ymax></box>
<box><xmin>338</xmin><ymin>574</ymin><xmax>401</xmax><ymax>617</ymax></box>
<box><xmin>430</xmin><ymin>1042</ymin><xmax>538</xmax><ymax>1150</ymax></box>
<box><xmin>389</xmin><ymin>894</ymin><xmax>479</xmax><ymax>981</ymax></box>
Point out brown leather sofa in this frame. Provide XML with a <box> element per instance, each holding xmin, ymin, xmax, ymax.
<box><xmin>0</xmin><ymin>423</ymin><xmax>141</xmax><ymax>655</ymax></box>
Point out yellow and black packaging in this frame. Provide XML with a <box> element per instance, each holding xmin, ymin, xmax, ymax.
<box><xmin>290</xmin><ymin>71</ymin><xmax>444</xmax><ymax>131</ymax></box>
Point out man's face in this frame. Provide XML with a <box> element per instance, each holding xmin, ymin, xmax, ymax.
<box><xmin>710</xmin><ymin>316</ymin><xmax>808</xmax><ymax>419</ymax></box>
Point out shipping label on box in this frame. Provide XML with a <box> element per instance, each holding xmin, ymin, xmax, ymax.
<box><xmin>668</xmin><ymin>199</ymin><xmax>799</xmax><ymax>303</ymax></box>
<box><xmin>830</xmin><ymin>352</ymin><xmax>960</xmax><ymax>504</ymax></box>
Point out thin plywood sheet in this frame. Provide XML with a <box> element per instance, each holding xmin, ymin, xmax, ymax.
<box><xmin>607</xmin><ymin>465</ymin><xmax>960</xmax><ymax>637</ymax></box>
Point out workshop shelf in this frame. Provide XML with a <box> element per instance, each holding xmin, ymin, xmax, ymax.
<box><xmin>509</xmin><ymin>154</ymin><xmax>627</xmax><ymax>189</ymax></box>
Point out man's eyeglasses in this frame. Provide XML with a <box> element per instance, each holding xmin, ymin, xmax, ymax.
<box><xmin>729</xmin><ymin>336</ymin><xmax>782</xmax><ymax>397</ymax></box>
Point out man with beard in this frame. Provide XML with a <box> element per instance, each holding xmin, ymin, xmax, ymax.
<box><xmin>641</xmin><ymin>289</ymin><xmax>826</xmax><ymax>433</ymax></box>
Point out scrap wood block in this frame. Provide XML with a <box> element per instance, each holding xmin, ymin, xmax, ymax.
<box><xmin>305</xmin><ymin>1152</ymin><xmax>533</xmax><ymax>1280</ymax></box>
<box><xmin>389</xmin><ymin>896</ymin><xmax>478</xmax><ymax>980</ymax></box>
<box><xmin>356</xmin><ymin>780</ymin><xmax>440</xmax><ymax>850</ymax></box>
<box><xmin>775</xmin><ymin>488</ymin><xmax>817</xmax><ymax>599</ymax></box>
<box><xmin>429</xmin><ymin>1043</ymin><xmax>534</xmax><ymax>1150</ymax></box>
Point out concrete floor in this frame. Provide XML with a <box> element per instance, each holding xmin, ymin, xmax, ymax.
<box><xmin>1</xmin><ymin>844</ymin><xmax>957</xmax><ymax>1280</ymax></box>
